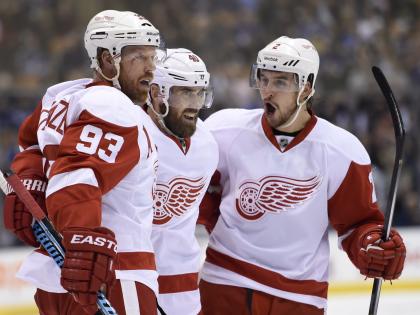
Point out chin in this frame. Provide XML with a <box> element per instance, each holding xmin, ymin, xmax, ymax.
<box><xmin>178</xmin><ymin>126</ymin><xmax>196</xmax><ymax>138</ymax></box>
<box><xmin>265</xmin><ymin>115</ymin><xmax>282</xmax><ymax>129</ymax></box>
<box><xmin>179</xmin><ymin>125</ymin><xmax>197</xmax><ymax>138</ymax></box>
<box><xmin>120</xmin><ymin>88</ymin><xmax>147</xmax><ymax>105</ymax></box>
<box><xmin>135</xmin><ymin>91</ymin><xmax>148</xmax><ymax>105</ymax></box>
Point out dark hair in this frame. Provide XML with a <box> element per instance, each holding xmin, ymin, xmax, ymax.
<box><xmin>305</xmin><ymin>73</ymin><xmax>315</xmax><ymax>109</ymax></box>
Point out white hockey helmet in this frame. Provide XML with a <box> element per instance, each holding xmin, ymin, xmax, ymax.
<box><xmin>84</xmin><ymin>10</ymin><xmax>161</xmax><ymax>88</ymax></box>
<box><xmin>152</xmin><ymin>48</ymin><xmax>213</xmax><ymax>109</ymax></box>
<box><xmin>250</xmin><ymin>36</ymin><xmax>319</xmax><ymax>98</ymax></box>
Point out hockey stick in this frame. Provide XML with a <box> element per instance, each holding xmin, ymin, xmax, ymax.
<box><xmin>368</xmin><ymin>66</ymin><xmax>406</xmax><ymax>315</ymax></box>
<box><xmin>0</xmin><ymin>170</ymin><xmax>118</xmax><ymax>315</ymax></box>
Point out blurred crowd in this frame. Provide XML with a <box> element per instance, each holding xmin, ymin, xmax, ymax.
<box><xmin>0</xmin><ymin>0</ymin><xmax>419</xmax><ymax>246</ymax></box>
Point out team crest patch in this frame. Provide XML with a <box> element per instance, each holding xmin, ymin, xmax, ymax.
<box><xmin>235</xmin><ymin>175</ymin><xmax>322</xmax><ymax>220</ymax></box>
<box><xmin>153</xmin><ymin>177</ymin><xmax>206</xmax><ymax>224</ymax></box>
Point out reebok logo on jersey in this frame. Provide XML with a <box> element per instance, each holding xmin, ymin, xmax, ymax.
<box><xmin>279</xmin><ymin>138</ymin><xmax>289</xmax><ymax>150</ymax></box>
<box><xmin>153</xmin><ymin>177</ymin><xmax>206</xmax><ymax>225</ymax></box>
<box><xmin>71</xmin><ymin>234</ymin><xmax>117</xmax><ymax>252</ymax></box>
<box><xmin>22</xmin><ymin>179</ymin><xmax>47</xmax><ymax>193</ymax></box>
<box><xmin>235</xmin><ymin>175</ymin><xmax>322</xmax><ymax>220</ymax></box>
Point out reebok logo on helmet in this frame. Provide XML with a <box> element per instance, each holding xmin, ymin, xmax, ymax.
<box><xmin>264</xmin><ymin>56</ymin><xmax>278</xmax><ymax>62</ymax></box>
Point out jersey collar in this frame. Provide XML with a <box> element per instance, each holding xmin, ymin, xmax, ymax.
<box><xmin>261</xmin><ymin>112</ymin><xmax>317</xmax><ymax>152</ymax></box>
<box><xmin>85</xmin><ymin>80</ymin><xmax>113</xmax><ymax>88</ymax></box>
<box><xmin>166</xmin><ymin>134</ymin><xmax>191</xmax><ymax>155</ymax></box>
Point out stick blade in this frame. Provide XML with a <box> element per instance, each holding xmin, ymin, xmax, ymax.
<box><xmin>0</xmin><ymin>170</ymin><xmax>14</xmax><ymax>195</ymax></box>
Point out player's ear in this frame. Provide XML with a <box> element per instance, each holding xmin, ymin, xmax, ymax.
<box><xmin>97</xmin><ymin>49</ymin><xmax>111</xmax><ymax>67</ymax></box>
<box><xmin>97</xmin><ymin>49</ymin><xmax>116</xmax><ymax>78</ymax></box>
<box><xmin>299</xmin><ymin>81</ymin><xmax>313</xmax><ymax>103</ymax></box>
<box><xmin>150</xmin><ymin>84</ymin><xmax>160</xmax><ymax>101</ymax></box>
<box><xmin>150</xmin><ymin>84</ymin><xmax>164</xmax><ymax>113</ymax></box>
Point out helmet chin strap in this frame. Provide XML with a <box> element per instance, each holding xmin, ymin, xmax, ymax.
<box><xmin>278</xmin><ymin>86</ymin><xmax>314</xmax><ymax>129</ymax></box>
<box><xmin>94</xmin><ymin>56</ymin><xmax>122</xmax><ymax>89</ymax></box>
<box><xmin>146</xmin><ymin>97</ymin><xmax>185</xmax><ymax>140</ymax></box>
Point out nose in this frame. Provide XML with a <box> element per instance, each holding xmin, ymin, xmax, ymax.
<box><xmin>145</xmin><ymin>57</ymin><xmax>156</xmax><ymax>72</ymax></box>
<box><xmin>260</xmin><ymin>88</ymin><xmax>273</xmax><ymax>100</ymax></box>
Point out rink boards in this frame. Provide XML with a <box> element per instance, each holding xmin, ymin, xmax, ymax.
<box><xmin>0</xmin><ymin>227</ymin><xmax>419</xmax><ymax>315</ymax></box>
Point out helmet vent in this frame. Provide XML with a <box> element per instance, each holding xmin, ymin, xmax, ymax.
<box><xmin>283</xmin><ymin>60</ymin><xmax>300</xmax><ymax>67</ymax></box>
<box><xmin>91</xmin><ymin>32</ymin><xmax>108</xmax><ymax>40</ymax></box>
<box><xmin>169</xmin><ymin>73</ymin><xmax>188</xmax><ymax>81</ymax></box>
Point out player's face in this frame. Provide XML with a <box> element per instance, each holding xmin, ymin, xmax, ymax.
<box><xmin>258</xmin><ymin>70</ymin><xmax>299</xmax><ymax>128</ymax></box>
<box><xmin>164</xmin><ymin>86</ymin><xmax>206</xmax><ymax>138</ymax></box>
<box><xmin>119</xmin><ymin>46</ymin><xmax>157</xmax><ymax>105</ymax></box>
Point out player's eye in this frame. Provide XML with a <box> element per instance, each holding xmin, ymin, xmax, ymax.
<box><xmin>258</xmin><ymin>77</ymin><xmax>269</xmax><ymax>87</ymax></box>
<box><xmin>273</xmin><ymin>79</ymin><xmax>288</xmax><ymax>88</ymax></box>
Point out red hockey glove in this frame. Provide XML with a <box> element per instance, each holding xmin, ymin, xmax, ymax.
<box><xmin>345</xmin><ymin>224</ymin><xmax>406</xmax><ymax>280</ymax></box>
<box><xmin>61</xmin><ymin>227</ymin><xmax>117</xmax><ymax>314</ymax></box>
<box><xmin>3</xmin><ymin>170</ymin><xmax>47</xmax><ymax>247</ymax></box>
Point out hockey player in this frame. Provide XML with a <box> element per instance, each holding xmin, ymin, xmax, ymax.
<box><xmin>147</xmin><ymin>48</ymin><xmax>218</xmax><ymax>315</ymax></box>
<box><xmin>4</xmin><ymin>10</ymin><xmax>162</xmax><ymax>315</ymax></box>
<box><xmin>198</xmin><ymin>36</ymin><xmax>406</xmax><ymax>314</ymax></box>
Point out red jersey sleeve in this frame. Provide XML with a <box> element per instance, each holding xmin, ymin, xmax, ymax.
<box><xmin>11</xmin><ymin>100</ymin><xmax>45</xmax><ymax>183</ymax></box>
<box><xmin>328</xmin><ymin>161</ymin><xmax>384</xmax><ymax>237</ymax></box>
<box><xmin>46</xmin><ymin>109</ymin><xmax>140</xmax><ymax>232</ymax></box>
<box><xmin>18</xmin><ymin>101</ymin><xmax>43</xmax><ymax>151</ymax></box>
<box><xmin>198</xmin><ymin>170</ymin><xmax>222</xmax><ymax>233</ymax></box>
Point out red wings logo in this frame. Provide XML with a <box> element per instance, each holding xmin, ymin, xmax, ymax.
<box><xmin>236</xmin><ymin>175</ymin><xmax>322</xmax><ymax>220</ymax></box>
<box><xmin>189</xmin><ymin>54</ymin><xmax>200</xmax><ymax>62</ymax></box>
<box><xmin>153</xmin><ymin>177</ymin><xmax>206</xmax><ymax>224</ymax></box>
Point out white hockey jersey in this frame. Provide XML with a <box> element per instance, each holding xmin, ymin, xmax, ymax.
<box><xmin>17</xmin><ymin>79</ymin><xmax>159</xmax><ymax>294</ymax></box>
<box><xmin>199</xmin><ymin>108</ymin><xmax>384</xmax><ymax>309</ymax></box>
<box><xmin>149</xmin><ymin>119</ymin><xmax>218</xmax><ymax>315</ymax></box>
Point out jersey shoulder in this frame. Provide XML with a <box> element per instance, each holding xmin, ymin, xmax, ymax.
<box><xmin>204</xmin><ymin>108</ymin><xmax>263</xmax><ymax>132</ymax></box>
<box><xmin>310</xmin><ymin>117</ymin><xmax>370</xmax><ymax>164</ymax></box>
<box><xmin>77</xmin><ymin>86</ymin><xmax>141</xmax><ymax>128</ymax></box>
<box><xmin>42</xmin><ymin>78</ymin><xmax>92</xmax><ymax>107</ymax></box>
<box><xmin>194</xmin><ymin>118</ymin><xmax>219</xmax><ymax>151</ymax></box>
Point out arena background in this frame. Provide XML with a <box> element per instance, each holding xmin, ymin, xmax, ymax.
<box><xmin>0</xmin><ymin>1</ymin><xmax>419</xmax><ymax>314</ymax></box>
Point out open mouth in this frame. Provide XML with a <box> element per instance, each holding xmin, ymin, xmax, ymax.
<box><xmin>139</xmin><ymin>79</ymin><xmax>151</xmax><ymax>87</ymax></box>
<box><xmin>264</xmin><ymin>102</ymin><xmax>277</xmax><ymax>116</ymax></box>
<box><xmin>139</xmin><ymin>79</ymin><xmax>152</xmax><ymax>88</ymax></box>
<box><xmin>183</xmin><ymin>111</ymin><xmax>198</xmax><ymax>121</ymax></box>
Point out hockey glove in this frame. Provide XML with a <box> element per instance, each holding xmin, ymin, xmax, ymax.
<box><xmin>4</xmin><ymin>152</ymin><xmax>47</xmax><ymax>247</ymax></box>
<box><xmin>344</xmin><ymin>224</ymin><xmax>406</xmax><ymax>280</ymax></box>
<box><xmin>61</xmin><ymin>227</ymin><xmax>117</xmax><ymax>314</ymax></box>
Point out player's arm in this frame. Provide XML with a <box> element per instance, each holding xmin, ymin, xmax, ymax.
<box><xmin>3</xmin><ymin>101</ymin><xmax>47</xmax><ymax>247</ymax></box>
<box><xmin>198</xmin><ymin>170</ymin><xmax>222</xmax><ymax>233</ymax></box>
<box><xmin>18</xmin><ymin>100</ymin><xmax>44</xmax><ymax>152</ymax></box>
<box><xmin>328</xmin><ymin>143</ymin><xmax>405</xmax><ymax>280</ymax></box>
<box><xmin>198</xmin><ymin>114</ymin><xmax>231</xmax><ymax>233</ymax></box>
<box><xmin>46</xmin><ymin>107</ymin><xmax>139</xmax><ymax>313</ymax></box>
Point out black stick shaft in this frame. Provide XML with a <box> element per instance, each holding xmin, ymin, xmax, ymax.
<box><xmin>368</xmin><ymin>66</ymin><xmax>405</xmax><ymax>315</ymax></box>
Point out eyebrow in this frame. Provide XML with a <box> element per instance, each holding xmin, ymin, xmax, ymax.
<box><xmin>124</xmin><ymin>49</ymin><xmax>156</xmax><ymax>58</ymax></box>
<box><xmin>260</xmin><ymin>73</ymin><xmax>290</xmax><ymax>80</ymax></box>
<box><xmin>178</xmin><ymin>87</ymin><xmax>201</xmax><ymax>92</ymax></box>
